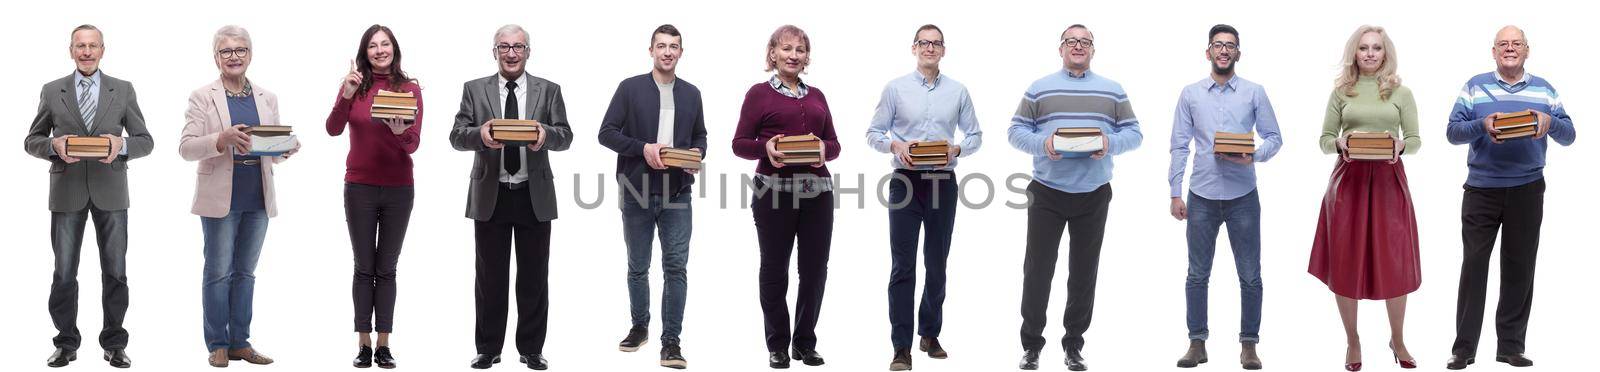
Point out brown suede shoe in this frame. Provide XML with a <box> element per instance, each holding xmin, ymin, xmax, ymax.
<box><xmin>228</xmin><ymin>348</ymin><xmax>275</xmax><ymax>365</ymax></box>
<box><xmin>209</xmin><ymin>349</ymin><xmax>229</xmax><ymax>368</ymax></box>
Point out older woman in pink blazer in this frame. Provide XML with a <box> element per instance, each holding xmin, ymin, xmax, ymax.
<box><xmin>177</xmin><ymin>25</ymin><xmax>298</xmax><ymax>368</ymax></box>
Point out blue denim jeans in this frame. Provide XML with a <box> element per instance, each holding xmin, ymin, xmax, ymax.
<box><xmin>201</xmin><ymin>209</ymin><xmax>269</xmax><ymax>352</ymax></box>
<box><xmin>621</xmin><ymin>191</ymin><xmax>692</xmax><ymax>344</ymax></box>
<box><xmin>1184</xmin><ymin>190</ymin><xmax>1262</xmax><ymax>343</ymax></box>
<box><xmin>887</xmin><ymin>170</ymin><xmax>958</xmax><ymax>349</ymax></box>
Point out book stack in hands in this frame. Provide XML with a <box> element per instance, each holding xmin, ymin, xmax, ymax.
<box><xmin>65</xmin><ymin>136</ymin><xmax>112</xmax><ymax>158</ymax></box>
<box><xmin>244</xmin><ymin>125</ymin><xmax>296</xmax><ymax>156</ymax></box>
<box><xmin>660</xmin><ymin>148</ymin><xmax>703</xmax><ymax>170</ymax></box>
<box><xmin>1214</xmin><ymin>131</ymin><xmax>1256</xmax><ymax>155</ymax></box>
<box><xmin>489</xmin><ymin>119</ymin><xmax>541</xmax><ymax>146</ymax></box>
<box><xmin>1492</xmin><ymin>110</ymin><xmax>1538</xmax><ymax>140</ymax></box>
<box><xmin>1052</xmin><ymin>127</ymin><xmax>1104</xmax><ymax>155</ymax></box>
<box><xmin>774</xmin><ymin>134</ymin><xmax>823</xmax><ymax>165</ymax></box>
<box><xmin>371</xmin><ymin>90</ymin><xmax>418</xmax><ymax>122</ymax></box>
<box><xmin>908</xmin><ymin>140</ymin><xmax>949</xmax><ymax>167</ymax></box>
<box><xmin>1346</xmin><ymin>131</ymin><xmax>1395</xmax><ymax>161</ymax></box>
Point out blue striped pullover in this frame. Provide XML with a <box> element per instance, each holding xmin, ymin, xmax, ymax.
<box><xmin>1008</xmin><ymin>70</ymin><xmax>1142</xmax><ymax>193</ymax></box>
<box><xmin>1445</xmin><ymin>72</ymin><xmax>1575</xmax><ymax>188</ymax></box>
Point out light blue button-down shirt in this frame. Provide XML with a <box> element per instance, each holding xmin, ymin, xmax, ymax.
<box><xmin>866</xmin><ymin>71</ymin><xmax>982</xmax><ymax>169</ymax></box>
<box><xmin>1167</xmin><ymin>76</ymin><xmax>1283</xmax><ymax>199</ymax></box>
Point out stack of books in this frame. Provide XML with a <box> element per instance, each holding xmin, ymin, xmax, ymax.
<box><xmin>1346</xmin><ymin>131</ymin><xmax>1395</xmax><ymax>161</ymax></box>
<box><xmin>65</xmin><ymin>137</ymin><xmax>112</xmax><ymax>158</ymax></box>
<box><xmin>1214</xmin><ymin>131</ymin><xmax>1256</xmax><ymax>155</ymax></box>
<box><xmin>244</xmin><ymin>125</ymin><xmax>296</xmax><ymax>156</ymax></box>
<box><xmin>1052</xmin><ymin>127</ymin><xmax>1104</xmax><ymax>154</ymax></box>
<box><xmin>371</xmin><ymin>90</ymin><xmax>418</xmax><ymax>122</ymax></box>
<box><xmin>775</xmin><ymin>134</ymin><xmax>823</xmax><ymax>165</ymax></box>
<box><xmin>489</xmin><ymin>119</ymin><xmax>541</xmax><ymax>146</ymax></box>
<box><xmin>660</xmin><ymin>148</ymin><xmax>703</xmax><ymax>170</ymax></box>
<box><xmin>908</xmin><ymin>140</ymin><xmax>949</xmax><ymax>167</ymax></box>
<box><xmin>1493</xmin><ymin>110</ymin><xmax>1538</xmax><ymax>140</ymax></box>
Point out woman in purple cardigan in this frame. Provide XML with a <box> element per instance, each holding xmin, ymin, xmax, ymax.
<box><xmin>730</xmin><ymin>24</ymin><xmax>841</xmax><ymax>369</ymax></box>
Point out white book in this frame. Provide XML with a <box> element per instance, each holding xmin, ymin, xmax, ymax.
<box><xmin>249</xmin><ymin>134</ymin><xmax>298</xmax><ymax>156</ymax></box>
<box><xmin>1053</xmin><ymin>135</ymin><xmax>1103</xmax><ymax>153</ymax></box>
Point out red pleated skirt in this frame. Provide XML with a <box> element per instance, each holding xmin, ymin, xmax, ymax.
<box><xmin>1308</xmin><ymin>158</ymin><xmax>1421</xmax><ymax>300</ymax></box>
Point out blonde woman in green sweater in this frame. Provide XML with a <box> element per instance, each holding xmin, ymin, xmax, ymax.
<box><xmin>1307</xmin><ymin>25</ymin><xmax>1421</xmax><ymax>372</ymax></box>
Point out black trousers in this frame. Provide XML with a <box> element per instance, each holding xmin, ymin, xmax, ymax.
<box><xmin>1452</xmin><ymin>178</ymin><xmax>1543</xmax><ymax>357</ymax></box>
<box><xmin>1020</xmin><ymin>182</ymin><xmax>1111</xmax><ymax>352</ymax></box>
<box><xmin>886</xmin><ymin>170</ymin><xmax>958</xmax><ymax>349</ymax></box>
<box><xmin>753</xmin><ymin>186</ymin><xmax>834</xmax><ymax>353</ymax></box>
<box><xmin>49</xmin><ymin>205</ymin><xmax>130</xmax><ymax>351</ymax></box>
<box><xmin>474</xmin><ymin>184</ymin><xmax>552</xmax><ymax>355</ymax></box>
<box><xmin>345</xmin><ymin>183</ymin><xmax>415</xmax><ymax>333</ymax></box>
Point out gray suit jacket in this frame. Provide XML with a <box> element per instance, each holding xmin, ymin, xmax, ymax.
<box><xmin>449</xmin><ymin>72</ymin><xmax>573</xmax><ymax>222</ymax></box>
<box><xmin>24</xmin><ymin>72</ymin><xmax>155</xmax><ymax>212</ymax></box>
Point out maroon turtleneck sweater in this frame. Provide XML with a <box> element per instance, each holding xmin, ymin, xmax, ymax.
<box><xmin>325</xmin><ymin>73</ymin><xmax>423</xmax><ymax>186</ymax></box>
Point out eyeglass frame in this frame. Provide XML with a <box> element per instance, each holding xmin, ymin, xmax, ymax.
<box><xmin>216</xmin><ymin>47</ymin><xmax>251</xmax><ymax>59</ymax></box>
<box><xmin>914</xmin><ymin>39</ymin><xmax>946</xmax><ymax>49</ymax></box>
<box><xmin>495</xmin><ymin>43</ymin><xmax>529</xmax><ymax>55</ymax></box>
<box><xmin>1060</xmin><ymin>38</ymin><xmax>1094</xmax><ymax>48</ymax></box>
<box><xmin>1209</xmin><ymin>41</ymin><xmax>1239</xmax><ymax>52</ymax></box>
<box><xmin>1494</xmin><ymin>40</ymin><xmax>1527</xmax><ymax>49</ymax></box>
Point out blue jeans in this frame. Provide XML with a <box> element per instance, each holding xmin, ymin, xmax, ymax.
<box><xmin>201</xmin><ymin>210</ymin><xmax>269</xmax><ymax>352</ymax></box>
<box><xmin>1184</xmin><ymin>191</ymin><xmax>1262</xmax><ymax>343</ymax></box>
<box><xmin>621</xmin><ymin>191</ymin><xmax>692</xmax><ymax>344</ymax></box>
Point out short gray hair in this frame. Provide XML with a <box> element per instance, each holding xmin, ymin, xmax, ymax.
<box><xmin>70</xmin><ymin>24</ymin><xmax>102</xmax><ymax>45</ymax></box>
<box><xmin>494</xmin><ymin>24</ymin><xmax>529</xmax><ymax>46</ymax></box>
<box><xmin>214</xmin><ymin>25</ymin><xmax>252</xmax><ymax>51</ymax></box>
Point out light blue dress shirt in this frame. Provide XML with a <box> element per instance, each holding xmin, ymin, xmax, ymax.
<box><xmin>866</xmin><ymin>71</ymin><xmax>982</xmax><ymax>169</ymax></box>
<box><xmin>1167</xmin><ymin>76</ymin><xmax>1283</xmax><ymax>199</ymax></box>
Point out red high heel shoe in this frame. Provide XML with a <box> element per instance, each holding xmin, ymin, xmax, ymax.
<box><xmin>1344</xmin><ymin>362</ymin><xmax>1362</xmax><ymax>371</ymax></box>
<box><xmin>1389</xmin><ymin>342</ymin><xmax>1416</xmax><ymax>369</ymax></box>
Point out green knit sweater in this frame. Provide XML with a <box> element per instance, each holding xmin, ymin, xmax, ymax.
<box><xmin>1319</xmin><ymin>75</ymin><xmax>1420</xmax><ymax>155</ymax></box>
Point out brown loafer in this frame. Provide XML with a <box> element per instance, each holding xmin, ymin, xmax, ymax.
<box><xmin>209</xmin><ymin>349</ymin><xmax>229</xmax><ymax>368</ymax></box>
<box><xmin>228</xmin><ymin>348</ymin><xmax>275</xmax><ymax>365</ymax></box>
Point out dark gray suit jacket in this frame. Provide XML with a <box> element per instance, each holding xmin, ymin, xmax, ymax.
<box><xmin>449</xmin><ymin>72</ymin><xmax>573</xmax><ymax>222</ymax></box>
<box><xmin>24</xmin><ymin>72</ymin><xmax>155</xmax><ymax>212</ymax></box>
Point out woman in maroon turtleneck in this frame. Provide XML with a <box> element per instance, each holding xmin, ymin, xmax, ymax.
<box><xmin>323</xmin><ymin>24</ymin><xmax>420</xmax><ymax>369</ymax></box>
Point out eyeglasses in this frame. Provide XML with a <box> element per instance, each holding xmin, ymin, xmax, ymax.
<box><xmin>495</xmin><ymin>43</ymin><xmax>528</xmax><ymax>55</ymax></box>
<box><xmin>72</xmin><ymin>43</ymin><xmax>103</xmax><ymax>52</ymax></box>
<box><xmin>1494</xmin><ymin>40</ymin><xmax>1527</xmax><ymax>49</ymax></box>
<box><xmin>217</xmin><ymin>48</ymin><xmax>250</xmax><ymax>59</ymax></box>
<box><xmin>1209</xmin><ymin>42</ymin><xmax>1238</xmax><ymax>52</ymax></box>
<box><xmin>914</xmin><ymin>39</ymin><xmax>945</xmax><ymax>49</ymax></box>
<box><xmin>1060</xmin><ymin>38</ymin><xmax>1094</xmax><ymax>48</ymax></box>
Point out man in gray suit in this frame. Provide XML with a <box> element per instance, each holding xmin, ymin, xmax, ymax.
<box><xmin>23</xmin><ymin>24</ymin><xmax>154</xmax><ymax>369</ymax></box>
<box><xmin>449</xmin><ymin>24</ymin><xmax>572</xmax><ymax>371</ymax></box>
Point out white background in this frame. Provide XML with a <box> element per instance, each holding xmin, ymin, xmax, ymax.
<box><xmin>1</xmin><ymin>0</ymin><xmax>1594</xmax><ymax>371</ymax></box>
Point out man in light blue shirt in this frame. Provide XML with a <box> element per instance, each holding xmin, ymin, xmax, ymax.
<box><xmin>865</xmin><ymin>24</ymin><xmax>982</xmax><ymax>372</ymax></box>
<box><xmin>1166</xmin><ymin>24</ymin><xmax>1281</xmax><ymax>370</ymax></box>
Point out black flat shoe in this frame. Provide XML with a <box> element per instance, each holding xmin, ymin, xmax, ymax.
<box><xmin>659</xmin><ymin>342</ymin><xmax>687</xmax><ymax>369</ymax></box>
<box><xmin>104</xmin><ymin>349</ymin><xmax>132</xmax><ymax>368</ymax></box>
<box><xmin>520</xmin><ymin>353</ymin><xmax>548</xmax><ymax>370</ymax></box>
<box><xmin>354</xmin><ymin>346</ymin><xmax>374</xmax><ymax>368</ymax></box>
<box><xmin>47</xmin><ymin>348</ymin><xmax>76</xmax><ymax>368</ymax></box>
<box><xmin>374</xmin><ymin>346</ymin><xmax>397</xmax><ymax>369</ymax></box>
<box><xmin>1446</xmin><ymin>355</ymin><xmax>1474</xmax><ymax>370</ymax></box>
<box><xmin>791</xmin><ymin>347</ymin><xmax>824</xmax><ymax>366</ymax></box>
<box><xmin>1496</xmin><ymin>353</ymin><xmax>1533</xmax><ymax>367</ymax></box>
<box><xmin>1018</xmin><ymin>349</ymin><xmax>1040</xmax><ymax>370</ymax></box>
<box><xmin>769</xmin><ymin>351</ymin><xmax>791</xmax><ymax>369</ymax></box>
<box><xmin>470</xmin><ymin>353</ymin><xmax>500</xmax><ymax>369</ymax></box>
<box><xmin>1065</xmin><ymin>348</ymin><xmax>1087</xmax><ymax>371</ymax></box>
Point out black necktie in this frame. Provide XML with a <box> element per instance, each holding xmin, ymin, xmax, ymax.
<box><xmin>503</xmin><ymin>80</ymin><xmax>520</xmax><ymax>176</ymax></box>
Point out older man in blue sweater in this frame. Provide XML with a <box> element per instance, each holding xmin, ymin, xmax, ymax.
<box><xmin>1442</xmin><ymin>25</ymin><xmax>1575</xmax><ymax>371</ymax></box>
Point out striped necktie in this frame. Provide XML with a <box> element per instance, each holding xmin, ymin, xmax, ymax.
<box><xmin>78</xmin><ymin>78</ymin><xmax>97</xmax><ymax>131</ymax></box>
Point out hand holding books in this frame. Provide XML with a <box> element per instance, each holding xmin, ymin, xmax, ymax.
<box><xmin>487</xmin><ymin>119</ymin><xmax>544</xmax><ymax>150</ymax></box>
<box><xmin>243</xmin><ymin>125</ymin><xmax>299</xmax><ymax>157</ymax></box>
<box><xmin>61</xmin><ymin>135</ymin><xmax>120</xmax><ymax>164</ymax></box>
<box><xmin>659</xmin><ymin>148</ymin><xmax>703</xmax><ymax>173</ymax></box>
<box><xmin>766</xmin><ymin>133</ymin><xmax>824</xmax><ymax>168</ymax></box>
<box><xmin>908</xmin><ymin>140</ymin><xmax>951</xmax><ymax>168</ymax></box>
<box><xmin>1342</xmin><ymin>131</ymin><xmax>1401</xmax><ymax>164</ymax></box>
<box><xmin>1485</xmin><ymin>110</ymin><xmax>1549</xmax><ymax>143</ymax></box>
<box><xmin>1047</xmin><ymin>127</ymin><xmax>1107</xmax><ymax>160</ymax></box>
<box><xmin>1213</xmin><ymin>131</ymin><xmax>1255</xmax><ymax>165</ymax></box>
<box><xmin>371</xmin><ymin>90</ymin><xmax>417</xmax><ymax>123</ymax></box>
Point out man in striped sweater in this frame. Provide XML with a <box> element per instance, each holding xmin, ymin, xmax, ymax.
<box><xmin>1009</xmin><ymin>24</ymin><xmax>1142</xmax><ymax>372</ymax></box>
<box><xmin>1443</xmin><ymin>25</ymin><xmax>1576</xmax><ymax>370</ymax></box>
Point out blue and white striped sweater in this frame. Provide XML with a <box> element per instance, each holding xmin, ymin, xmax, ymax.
<box><xmin>1009</xmin><ymin>70</ymin><xmax>1142</xmax><ymax>193</ymax></box>
<box><xmin>1445</xmin><ymin>72</ymin><xmax>1575</xmax><ymax>188</ymax></box>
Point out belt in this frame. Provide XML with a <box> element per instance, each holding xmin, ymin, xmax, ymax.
<box><xmin>233</xmin><ymin>159</ymin><xmax>261</xmax><ymax>166</ymax></box>
<box><xmin>501</xmin><ymin>181</ymin><xmax>527</xmax><ymax>190</ymax></box>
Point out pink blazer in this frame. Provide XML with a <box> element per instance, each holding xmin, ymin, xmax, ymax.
<box><xmin>179</xmin><ymin>80</ymin><xmax>295</xmax><ymax>218</ymax></box>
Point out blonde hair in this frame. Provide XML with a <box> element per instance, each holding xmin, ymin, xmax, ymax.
<box><xmin>1335</xmin><ymin>25</ymin><xmax>1400</xmax><ymax>100</ymax></box>
<box><xmin>764</xmin><ymin>25</ymin><xmax>810</xmax><ymax>72</ymax></box>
